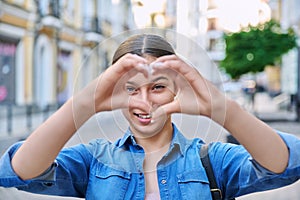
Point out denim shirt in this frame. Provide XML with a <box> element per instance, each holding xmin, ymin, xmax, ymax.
<box><xmin>1</xmin><ymin>124</ymin><xmax>300</xmax><ymax>200</ymax></box>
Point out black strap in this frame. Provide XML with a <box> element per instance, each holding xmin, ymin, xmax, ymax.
<box><xmin>200</xmin><ymin>144</ymin><xmax>223</xmax><ymax>200</ymax></box>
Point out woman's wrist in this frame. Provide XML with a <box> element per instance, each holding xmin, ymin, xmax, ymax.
<box><xmin>207</xmin><ymin>94</ymin><xmax>231</xmax><ymax>126</ymax></box>
<box><xmin>72</xmin><ymin>91</ymin><xmax>97</xmax><ymax>129</ymax></box>
<box><xmin>222</xmin><ymin>99</ymin><xmax>242</xmax><ymax>129</ymax></box>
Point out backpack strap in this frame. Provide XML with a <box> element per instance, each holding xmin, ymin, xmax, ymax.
<box><xmin>200</xmin><ymin>144</ymin><xmax>223</xmax><ymax>200</ymax></box>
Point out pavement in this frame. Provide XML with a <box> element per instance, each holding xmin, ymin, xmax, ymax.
<box><xmin>0</xmin><ymin>92</ymin><xmax>300</xmax><ymax>199</ymax></box>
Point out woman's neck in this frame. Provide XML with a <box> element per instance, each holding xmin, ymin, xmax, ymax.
<box><xmin>135</xmin><ymin>122</ymin><xmax>173</xmax><ymax>154</ymax></box>
<box><xmin>136</xmin><ymin>121</ymin><xmax>173</xmax><ymax>196</ymax></box>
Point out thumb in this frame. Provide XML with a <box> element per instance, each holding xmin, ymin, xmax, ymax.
<box><xmin>152</xmin><ymin>100</ymin><xmax>180</xmax><ymax>119</ymax></box>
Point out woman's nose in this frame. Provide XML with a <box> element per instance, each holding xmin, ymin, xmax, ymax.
<box><xmin>139</xmin><ymin>88</ymin><xmax>151</xmax><ymax>105</ymax></box>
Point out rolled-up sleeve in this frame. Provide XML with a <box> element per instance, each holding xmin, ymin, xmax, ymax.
<box><xmin>0</xmin><ymin>142</ymin><xmax>31</xmax><ymax>187</ymax></box>
<box><xmin>0</xmin><ymin>141</ymin><xmax>92</xmax><ymax>198</ymax></box>
<box><xmin>278</xmin><ymin>131</ymin><xmax>300</xmax><ymax>172</ymax></box>
<box><xmin>249</xmin><ymin>131</ymin><xmax>300</xmax><ymax>178</ymax></box>
<box><xmin>210</xmin><ymin>131</ymin><xmax>300</xmax><ymax>199</ymax></box>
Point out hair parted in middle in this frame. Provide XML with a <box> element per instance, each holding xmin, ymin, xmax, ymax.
<box><xmin>112</xmin><ymin>34</ymin><xmax>176</xmax><ymax>64</ymax></box>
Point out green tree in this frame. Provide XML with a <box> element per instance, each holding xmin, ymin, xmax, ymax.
<box><xmin>220</xmin><ymin>20</ymin><xmax>297</xmax><ymax>79</ymax></box>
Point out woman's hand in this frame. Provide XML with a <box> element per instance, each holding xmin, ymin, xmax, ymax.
<box><xmin>12</xmin><ymin>53</ymin><xmax>152</xmax><ymax>180</ymax></box>
<box><xmin>75</xmin><ymin>53</ymin><xmax>150</xmax><ymax>116</ymax></box>
<box><xmin>151</xmin><ymin>55</ymin><xmax>289</xmax><ymax>173</ymax></box>
<box><xmin>150</xmin><ymin>55</ymin><xmax>227</xmax><ymax>125</ymax></box>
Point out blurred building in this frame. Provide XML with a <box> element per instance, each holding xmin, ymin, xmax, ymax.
<box><xmin>0</xmin><ymin>0</ymin><xmax>299</xmax><ymax>131</ymax></box>
<box><xmin>0</xmin><ymin>0</ymin><xmax>36</xmax><ymax>107</ymax></box>
<box><xmin>131</xmin><ymin>0</ymin><xmax>300</xmax><ymax>119</ymax></box>
<box><xmin>0</xmin><ymin>0</ymin><xmax>135</xmax><ymax>112</ymax></box>
<box><xmin>277</xmin><ymin>0</ymin><xmax>300</xmax><ymax>111</ymax></box>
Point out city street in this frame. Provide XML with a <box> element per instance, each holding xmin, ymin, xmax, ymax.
<box><xmin>1</xmin><ymin>104</ymin><xmax>300</xmax><ymax>199</ymax></box>
<box><xmin>1</xmin><ymin>0</ymin><xmax>300</xmax><ymax>199</ymax></box>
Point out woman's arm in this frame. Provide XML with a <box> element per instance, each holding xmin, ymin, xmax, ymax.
<box><xmin>152</xmin><ymin>55</ymin><xmax>289</xmax><ymax>173</ymax></box>
<box><xmin>11</xmin><ymin>91</ymin><xmax>95</xmax><ymax>180</ymax></box>
<box><xmin>11</xmin><ymin>54</ymin><xmax>148</xmax><ymax>180</ymax></box>
<box><xmin>223</xmin><ymin>99</ymin><xmax>288</xmax><ymax>173</ymax></box>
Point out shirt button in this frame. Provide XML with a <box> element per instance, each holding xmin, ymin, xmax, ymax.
<box><xmin>161</xmin><ymin>179</ymin><xmax>167</xmax><ymax>184</ymax></box>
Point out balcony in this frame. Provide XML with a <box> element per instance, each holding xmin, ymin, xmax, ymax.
<box><xmin>82</xmin><ymin>17</ymin><xmax>103</xmax><ymax>43</ymax></box>
<box><xmin>36</xmin><ymin>0</ymin><xmax>61</xmax><ymax>29</ymax></box>
<box><xmin>82</xmin><ymin>17</ymin><xmax>102</xmax><ymax>34</ymax></box>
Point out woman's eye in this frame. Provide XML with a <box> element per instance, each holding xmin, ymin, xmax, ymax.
<box><xmin>126</xmin><ymin>86</ymin><xmax>137</xmax><ymax>94</ymax></box>
<box><xmin>152</xmin><ymin>85</ymin><xmax>165</xmax><ymax>91</ymax></box>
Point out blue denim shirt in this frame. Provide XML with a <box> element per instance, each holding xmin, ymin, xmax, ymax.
<box><xmin>1</xmin><ymin>124</ymin><xmax>300</xmax><ymax>199</ymax></box>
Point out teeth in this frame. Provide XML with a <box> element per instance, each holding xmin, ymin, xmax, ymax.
<box><xmin>138</xmin><ymin>114</ymin><xmax>151</xmax><ymax>119</ymax></box>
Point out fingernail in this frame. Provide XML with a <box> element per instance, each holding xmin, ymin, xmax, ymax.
<box><xmin>138</xmin><ymin>63</ymin><xmax>147</xmax><ymax>68</ymax></box>
<box><xmin>174</xmin><ymin>95</ymin><xmax>178</xmax><ymax>101</ymax></box>
<box><xmin>150</xmin><ymin>62</ymin><xmax>163</xmax><ymax>68</ymax></box>
<box><xmin>148</xmin><ymin>65</ymin><xmax>153</xmax><ymax>76</ymax></box>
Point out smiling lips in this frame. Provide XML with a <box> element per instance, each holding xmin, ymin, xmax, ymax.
<box><xmin>134</xmin><ymin>113</ymin><xmax>152</xmax><ymax>124</ymax></box>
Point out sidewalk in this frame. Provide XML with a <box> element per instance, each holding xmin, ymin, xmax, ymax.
<box><xmin>253</xmin><ymin>92</ymin><xmax>298</xmax><ymax>122</ymax></box>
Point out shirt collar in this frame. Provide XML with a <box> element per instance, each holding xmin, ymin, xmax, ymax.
<box><xmin>117</xmin><ymin>123</ymin><xmax>191</xmax><ymax>156</ymax></box>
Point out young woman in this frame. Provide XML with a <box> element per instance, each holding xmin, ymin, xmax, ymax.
<box><xmin>1</xmin><ymin>34</ymin><xmax>300</xmax><ymax>200</ymax></box>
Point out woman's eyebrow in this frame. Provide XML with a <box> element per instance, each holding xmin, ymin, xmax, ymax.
<box><xmin>125</xmin><ymin>81</ymin><xmax>138</xmax><ymax>86</ymax></box>
<box><xmin>125</xmin><ymin>76</ymin><xmax>169</xmax><ymax>86</ymax></box>
<box><xmin>151</xmin><ymin>76</ymin><xmax>169</xmax><ymax>82</ymax></box>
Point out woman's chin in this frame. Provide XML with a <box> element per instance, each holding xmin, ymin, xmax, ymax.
<box><xmin>130</xmin><ymin>121</ymin><xmax>166</xmax><ymax>139</ymax></box>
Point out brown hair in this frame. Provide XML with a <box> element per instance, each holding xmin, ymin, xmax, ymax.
<box><xmin>112</xmin><ymin>34</ymin><xmax>175</xmax><ymax>64</ymax></box>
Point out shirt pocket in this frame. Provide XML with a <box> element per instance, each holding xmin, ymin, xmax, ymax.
<box><xmin>177</xmin><ymin>170</ymin><xmax>212</xmax><ymax>200</ymax></box>
<box><xmin>88</xmin><ymin>163</ymin><xmax>131</xmax><ymax>200</ymax></box>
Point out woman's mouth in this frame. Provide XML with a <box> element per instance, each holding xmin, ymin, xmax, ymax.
<box><xmin>133</xmin><ymin>113</ymin><xmax>152</xmax><ymax>124</ymax></box>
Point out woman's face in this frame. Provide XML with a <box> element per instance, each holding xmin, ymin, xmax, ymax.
<box><xmin>121</xmin><ymin>55</ymin><xmax>176</xmax><ymax>138</ymax></box>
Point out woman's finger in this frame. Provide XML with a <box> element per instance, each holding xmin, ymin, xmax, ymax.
<box><xmin>151</xmin><ymin>99</ymin><xmax>180</xmax><ymax>119</ymax></box>
<box><xmin>114</xmin><ymin>53</ymin><xmax>149</xmax><ymax>78</ymax></box>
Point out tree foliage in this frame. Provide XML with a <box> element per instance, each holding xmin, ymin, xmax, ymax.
<box><xmin>220</xmin><ymin>20</ymin><xmax>297</xmax><ymax>79</ymax></box>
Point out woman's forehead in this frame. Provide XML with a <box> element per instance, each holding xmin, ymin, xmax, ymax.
<box><xmin>126</xmin><ymin>72</ymin><xmax>172</xmax><ymax>85</ymax></box>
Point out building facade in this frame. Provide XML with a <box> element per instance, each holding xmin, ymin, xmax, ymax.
<box><xmin>0</xmin><ymin>0</ymin><xmax>299</xmax><ymax>134</ymax></box>
<box><xmin>0</xmin><ymin>0</ymin><xmax>135</xmax><ymax>111</ymax></box>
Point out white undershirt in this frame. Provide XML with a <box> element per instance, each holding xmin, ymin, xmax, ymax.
<box><xmin>145</xmin><ymin>192</ymin><xmax>161</xmax><ymax>200</ymax></box>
